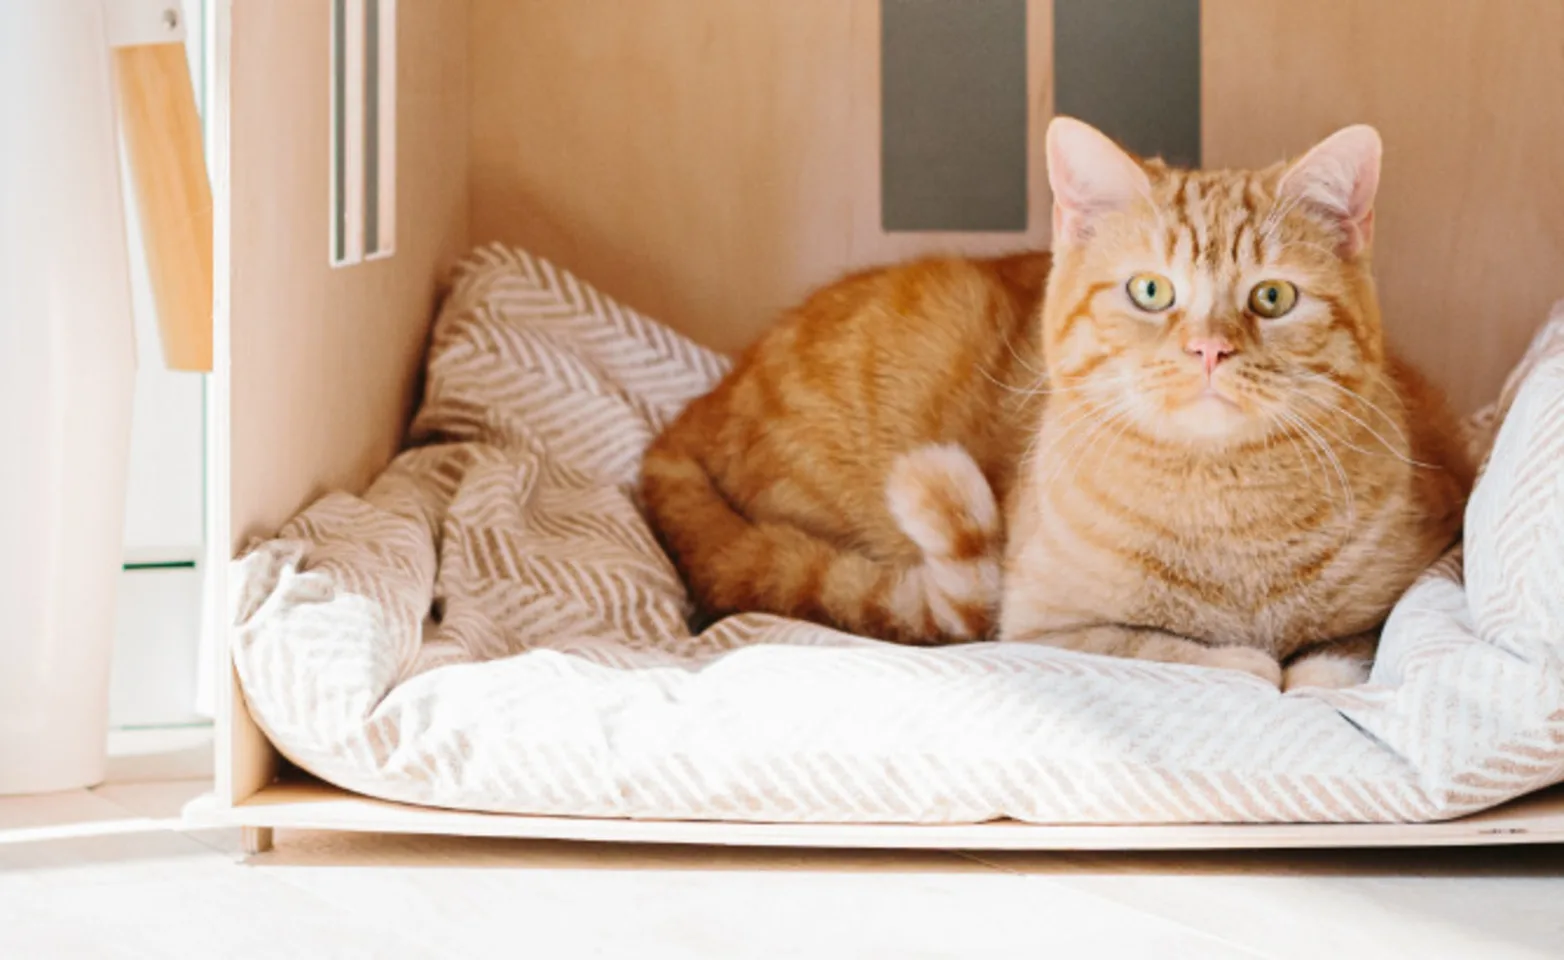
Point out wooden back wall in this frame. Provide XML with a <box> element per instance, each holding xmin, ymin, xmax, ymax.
<box><xmin>468</xmin><ymin>0</ymin><xmax>1562</xmax><ymax>411</ymax></box>
<box><xmin>1203</xmin><ymin>0</ymin><xmax>1564</xmax><ymax>413</ymax></box>
<box><xmin>468</xmin><ymin>0</ymin><xmax>1054</xmax><ymax>356</ymax></box>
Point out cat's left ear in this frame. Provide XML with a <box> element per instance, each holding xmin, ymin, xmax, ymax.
<box><xmin>1278</xmin><ymin>125</ymin><xmax>1382</xmax><ymax>258</ymax></box>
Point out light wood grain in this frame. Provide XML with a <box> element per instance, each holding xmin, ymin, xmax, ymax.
<box><xmin>185</xmin><ymin>779</ymin><xmax>1564</xmax><ymax>852</ymax></box>
<box><xmin>469</xmin><ymin>0</ymin><xmax>1053</xmax><ymax>355</ymax></box>
<box><xmin>111</xmin><ymin>42</ymin><xmax>214</xmax><ymax>372</ymax></box>
<box><xmin>204</xmin><ymin>0</ymin><xmax>271</xmax><ymax>809</ymax></box>
<box><xmin>218</xmin><ymin>667</ymin><xmax>276</xmax><ymax>807</ymax></box>
<box><xmin>241</xmin><ymin>825</ymin><xmax>274</xmax><ymax>855</ymax></box>
<box><xmin>214</xmin><ymin>0</ymin><xmax>471</xmax><ymax>805</ymax></box>
<box><xmin>226</xmin><ymin>0</ymin><xmax>469</xmax><ymax>552</ymax></box>
<box><xmin>1202</xmin><ymin>0</ymin><xmax>1564</xmax><ymax>413</ymax></box>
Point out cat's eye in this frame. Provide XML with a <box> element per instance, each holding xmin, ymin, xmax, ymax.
<box><xmin>1126</xmin><ymin>273</ymin><xmax>1175</xmax><ymax>312</ymax></box>
<box><xmin>1248</xmin><ymin>280</ymin><xmax>1298</xmax><ymax>319</ymax></box>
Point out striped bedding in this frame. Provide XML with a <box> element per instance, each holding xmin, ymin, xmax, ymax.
<box><xmin>229</xmin><ymin>244</ymin><xmax>1564</xmax><ymax>824</ymax></box>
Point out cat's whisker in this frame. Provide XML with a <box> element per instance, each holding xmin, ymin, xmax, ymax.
<box><xmin>1288</xmin><ymin>404</ymin><xmax>1375</xmax><ymax>465</ymax></box>
<box><xmin>1258</xmin><ymin>188</ymin><xmax>1308</xmax><ymax>244</ymax></box>
<box><xmin>1017</xmin><ymin>384</ymin><xmax>1119</xmax><ymax>470</ymax></box>
<box><xmin>1252</xmin><ymin>370</ymin><xmax>1423</xmax><ymax>472</ymax></box>
<box><xmin>1258</xmin><ymin>192</ymin><xmax>1315</xmax><ymax>253</ymax></box>
<box><xmin>1002</xmin><ymin>332</ymin><xmax>1047</xmax><ymax>379</ymax></box>
<box><xmin>1272</xmin><ymin>408</ymin><xmax>1333</xmax><ymax>499</ymax></box>
<box><xmin>1280</xmin><ymin>408</ymin><xmax>1357</xmax><ymax>523</ymax></box>
<box><xmin>1286</xmin><ymin>400</ymin><xmax>1394</xmax><ymax>463</ymax></box>
<box><xmin>1017</xmin><ymin>396</ymin><xmax>1094</xmax><ymax>473</ymax></box>
<box><xmin>1021</xmin><ymin>399</ymin><xmax>1104</xmax><ymax>472</ymax></box>
<box><xmin>1048</xmin><ymin>405</ymin><xmax>1126</xmax><ymax>482</ymax></box>
<box><xmin>976</xmin><ymin>364</ymin><xmax>1045</xmax><ymax>397</ymax></box>
<box><xmin>1026</xmin><ymin>398</ymin><xmax>1123</xmax><ymax>486</ymax></box>
<box><xmin>1272</xmin><ymin>418</ymin><xmax>1321</xmax><ymax>493</ymax></box>
<box><xmin>1288</xmin><ymin>389</ymin><xmax>1439</xmax><ymax>469</ymax></box>
<box><xmin>1292</xmin><ymin>371</ymin><xmax>1414</xmax><ymax>448</ymax></box>
<box><xmin>1247</xmin><ymin>387</ymin><xmax>1326</xmax><ymax>492</ymax></box>
<box><xmin>1038</xmin><ymin>399</ymin><xmax>1138</xmax><ymax>494</ymax></box>
<box><xmin>1086</xmin><ymin>402</ymin><xmax>1142</xmax><ymax>477</ymax></box>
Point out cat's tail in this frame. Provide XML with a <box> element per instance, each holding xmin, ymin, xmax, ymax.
<box><xmin>640</xmin><ymin>439</ymin><xmax>1001</xmax><ymax>645</ymax></box>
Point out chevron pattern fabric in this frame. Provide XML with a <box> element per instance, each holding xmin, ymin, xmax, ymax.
<box><xmin>229</xmin><ymin>245</ymin><xmax>1564</xmax><ymax>824</ymax></box>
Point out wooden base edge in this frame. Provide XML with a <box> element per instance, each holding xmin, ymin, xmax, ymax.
<box><xmin>184</xmin><ymin>780</ymin><xmax>1564</xmax><ymax>852</ymax></box>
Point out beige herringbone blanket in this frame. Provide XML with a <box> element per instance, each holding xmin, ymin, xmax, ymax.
<box><xmin>231</xmin><ymin>244</ymin><xmax>1564</xmax><ymax>823</ymax></box>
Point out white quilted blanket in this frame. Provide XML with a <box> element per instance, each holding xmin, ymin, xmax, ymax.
<box><xmin>231</xmin><ymin>245</ymin><xmax>1564</xmax><ymax>824</ymax></box>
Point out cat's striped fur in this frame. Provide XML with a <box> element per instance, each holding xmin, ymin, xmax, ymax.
<box><xmin>641</xmin><ymin>253</ymin><xmax>1046</xmax><ymax>645</ymax></box>
<box><xmin>640</xmin><ymin>118</ymin><xmax>1471</xmax><ymax>688</ymax></box>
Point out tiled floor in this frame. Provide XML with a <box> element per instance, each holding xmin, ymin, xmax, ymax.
<box><xmin>2</xmin><ymin>735</ymin><xmax>1562</xmax><ymax>959</ymax></box>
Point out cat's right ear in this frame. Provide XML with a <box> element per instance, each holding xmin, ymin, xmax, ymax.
<box><xmin>1046</xmin><ymin>117</ymin><xmax>1152</xmax><ymax>245</ymax></box>
<box><xmin>1277</xmin><ymin>125</ymin><xmax>1382</xmax><ymax>258</ymax></box>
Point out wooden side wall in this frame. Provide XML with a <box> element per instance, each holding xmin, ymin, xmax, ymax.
<box><xmin>218</xmin><ymin>0</ymin><xmax>470</xmax><ymax>803</ymax></box>
<box><xmin>228</xmin><ymin>0</ymin><xmax>470</xmax><ymax>551</ymax></box>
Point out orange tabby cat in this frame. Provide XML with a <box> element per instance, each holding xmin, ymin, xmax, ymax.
<box><xmin>640</xmin><ymin>117</ymin><xmax>1471</xmax><ymax>689</ymax></box>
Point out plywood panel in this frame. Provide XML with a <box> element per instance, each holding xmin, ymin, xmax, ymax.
<box><xmin>228</xmin><ymin>0</ymin><xmax>470</xmax><ymax>548</ymax></box>
<box><xmin>218</xmin><ymin>0</ymin><xmax>470</xmax><ymax>803</ymax></box>
<box><xmin>469</xmin><ymin>0</ymin><xmax>1053</xmax><ymax>355</ymax></box>
<box><xmin>1202</xmin><ymin>0</ymin><xmax>1564</xmax><ymax>413</ymax></box>
<box><xmin>188</xmin><ymin>778</ymin><xmax>1564</xmax><ymax>851</ymax></box>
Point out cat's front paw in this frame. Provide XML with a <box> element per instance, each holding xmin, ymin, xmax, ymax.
<box><xmin>1201</xmin><ymin>646</ymin><xmax>1282</xmax><ymax>687</ymax></box>
<box><xmin>1283</xmin><ymin>653</ymin><xmax>1369</xmax><ymax>691</ymax></box>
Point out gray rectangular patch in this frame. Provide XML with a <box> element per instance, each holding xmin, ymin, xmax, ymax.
<box><xmin>882</xmin><ymin>0</ymin><xmax>1029</xmax><ymax>232</ymax></box>
<box><xmin>1053</xmin><ymin>0</ymin><xmax>1201</xmax><ymax>167</ymax></box>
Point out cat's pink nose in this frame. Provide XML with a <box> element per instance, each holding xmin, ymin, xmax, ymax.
<box><xmin>1184</xmin><ymin>337</ymin><xmax>1236</xmax><ymax>376</ymax></box>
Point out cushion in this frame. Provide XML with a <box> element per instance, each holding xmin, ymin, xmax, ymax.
<box><xmin>230</xmin><ymin>244</ymin><xmax>1564</xmax><ymax>823</ymax></box>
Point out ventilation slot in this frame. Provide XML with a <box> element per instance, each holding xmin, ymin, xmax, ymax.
<box><xmin>330</xmin><ymin>0</ymin><xmax>396</xmax><ymax>266</ymax></box>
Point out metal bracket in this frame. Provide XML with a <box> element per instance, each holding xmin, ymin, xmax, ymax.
<box><xmin>104</xmin><ymin>0</ymin><xmax>187</xmax><ymax>49</ymax></box>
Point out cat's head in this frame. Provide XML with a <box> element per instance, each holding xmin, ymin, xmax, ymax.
<box><xmin>1039</xmin><ymin>116</ymin><xmax>1386</xmax><ymax>447</ymax></box>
